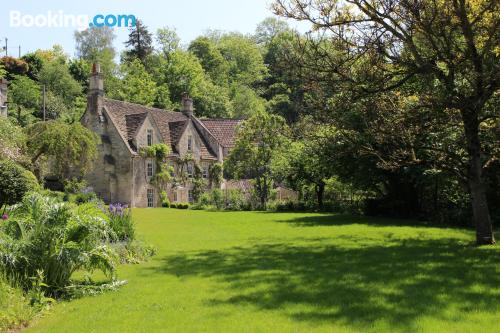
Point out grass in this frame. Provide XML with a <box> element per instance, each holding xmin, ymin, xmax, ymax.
<box><xmin>23</xmin><ymin>210</ymin><xmax>499</xmax><ymax>333</ymax></box>
<box><xmin>0</xmin><ymin>277</ymin><xmax>35</xmax><ymax>331</ymax></box>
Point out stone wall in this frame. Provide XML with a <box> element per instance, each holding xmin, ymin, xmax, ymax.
<box><xmin>82</xmin><ymin>102</ymin><xmax>133</xmax><ymax>205</ymax></box>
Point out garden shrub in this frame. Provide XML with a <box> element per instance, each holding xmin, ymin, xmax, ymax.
<box><xmin>107</xmin><ymin>203</ymin><xmax>134</xmax><ymax>241</ymax></box>
<box><xmin>0</xmin><ymin>160</ymin><xmax>38</xmax><ymax>210</ymax></box>
<box><xmin>0</xmin><ymin>193</ymin><xmax>118</xmax><ymax>296</ymax></box>
<box><xmin>225</xmin><ymin>189</ymin><xmax>249</xmax><ymax>211</ymax></box>
<box><xmin>63</xmin><ymin>178</ymin><xmax>87</xmax><ymax>194</ymax></box>
<box><xmin>112</xmin><ymin>240</ymin><xmax>156</xmax><ymax>264</ymax></box>
<box><xmin>210</xmin><ymin>189</ymin><xmax>224</xmax><ymax>210</ymax></box>
<box><xmin>74</xmin><ymin>191</ymin><xmax>98</xmax><ymax>204</ymax></box>
<box><xmin>160</xmin><ymin>191</ymin><xmax>170</xmax><ymax>207</ymax></box>
<box><xmin>176</xmin><ymin>203</ymin><xmax>189</xmax><ymax>209</ymax></box>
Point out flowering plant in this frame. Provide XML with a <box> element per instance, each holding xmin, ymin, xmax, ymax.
<box><xmin>107</xmin><ymin>203</ymin><xmax>134</xmax><ymax>241</ymax></box>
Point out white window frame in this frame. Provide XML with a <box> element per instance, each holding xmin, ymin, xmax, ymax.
<box><xmin>147</xmin><ymin>161</ymin><xmax>154</xmax><ymax>177</ymax></box>
<box><xmin>147</xmin><ymin>129</ymin><xmax>153</xmax><ymax>146</ymax></box>
<box><xmin>187</xmin><ymin>163</ymin><xmax>193</xmax><ymax>178</ymax></box>
<box><xmin>147</xmin><ymin>188</ymin><xmax>154</xmax><ymax>207</ymax></box>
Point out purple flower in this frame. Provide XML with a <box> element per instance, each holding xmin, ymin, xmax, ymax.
<box><xmin>1</xmin><ymin>214</ymin><xmax>8</xmax><ymax>220</ymax></box>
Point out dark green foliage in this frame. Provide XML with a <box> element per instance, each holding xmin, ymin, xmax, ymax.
<box><xmin>27</xmin><ymin>121</ymin><xmax>99</xmax><ymax>180</ymax></box>
<box><xmin>173</xmin><ymin>203</ymin><xmax>189</xmax><ymax>209</ymax></box>
<box><xmin>226</xmin><ymin>111</ymin><xmax>289</xmax><ymax>208</ymax></box>
<box><xmin>124</xmin><ymin>19</ymin><xmax>153</xmax><ymax>64</ymax></box>
<box><xmin>74</xmin><ymin>192</ymin><xmax>98</xmax><ymax>204</ymax></box>
<box><xmin>208</xmin><ymin>163</ymin><xmax>223</xmax><ymax>189</ymax></box>
<box><xmin>21</xmin><ymin>53</ymin><xmax>44</xmax><ymax>80</ymax></box>
<box><xmin>38</xmin><ymin>60</ymin><xmax>82</xmax><ymax>106</ymax></box>
<box><xmin>0</xmin><ymin>160</ymin><xmax>38</xmax><ymax>210</ymax></box>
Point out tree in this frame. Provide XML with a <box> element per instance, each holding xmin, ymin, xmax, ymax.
<box><xmin>0</xmin><ymin>117</ymin><xmax>27</xmax><ymax>163</ymax></box>
<box><xmin>208</xmin><ymin>163</ymin><xmax>223</xmax><ymax>189</ymax></box>
<box><xmin>274</xmin><ymin>125</ymin><xmax>334</xmax><ymax>208</ymax></box>
<box><xmin>74</xmin><ymin>26</ymin><xmax>117</xmax><ymax>93</ymax></box>
<box><xmin>188</xmin><ymin>36</ymin><xmax>229</xmax><ymax>85</ymax></box>
<box><xmin>68</xmin><ymin>58</ymin><xmax>91</xmax><ymax>87</ymax></box>
<box><xmin>156</xmin><ymin>27</ymin><xmax>180</xmax><ymax>56</ymax></box>
<box><xmin>115</xmin><ymin>59</ymin><xmax>157</xmax><ymax>106</ymax></box>
<box><xmin>26</xmin><ymin>121</ymin><xmax>99</xmax><ymax>180</ymax></box>
<box><xmin>225</xmin><ymin>111</ymin><xmax>289</xmax><ymax>208</ymax></box>
<box><xmin>0</xmin><ymin>160</ymin><xmax>38</xmax><ymax>212</ymax></box>
<box><xmin>21</xmin><ymin>52</ymin><xmax>44</xmax><ymax>80</ymax></box>
<box><xmin>74</xmin><ymin>26</ymin><xmax>116</xmax><ymax>62</ymax></box>
<box><xmin>162</xmin><ymin>50</ymin><xmax>206</xmax><ymax>100</ymax></box>
<box><xmin>124</xmin><ymin>19</ymin><xmax>154</xmax><ymax>64</ymax></box>
<box><xmin>218</xmin><ymin>33</ymin><xmax>268</xmax><ymax>86</ymax></box>
<box><xmin>9</xmin><ymin>75</ymin><xmax>41</xmax><ymax>124</ymax></box>
<box><xmin>273</xmin><ymin>0</ymin><xmax>499</xmax><ymax>244</ymax></box>
<box><xmin>230</xmin><ymin>84</ymin><xmax>266</xmax><ymax>119</ymax></box>
<box><xmin>161</xmin><ymin>50</ymin><xmax>231</xmax><ymax>117</ymax></box>
<box><xmin>38</xmin><ymin>60</ymin><xmax>82</xmax><ymax>106</ymax></box>
<box><xmin>0</xmin><ymin>57</ymin><xmax>28</xmax><ymax>79</ymax></box>
<box><xmin>254</xmin><ymin>17</ymin><xmax>290</xmax><ymax>45</ymax></box>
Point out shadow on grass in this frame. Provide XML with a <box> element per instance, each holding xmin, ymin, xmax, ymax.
<box><xmin>149</xmin><ymin>238</ymin><xmax>499</xmax><ymax>329</ymax></box>
<box><xmin>268</xmin><ymin>213</ymin><xmax>452</xmax><ymax>228</ymax></box>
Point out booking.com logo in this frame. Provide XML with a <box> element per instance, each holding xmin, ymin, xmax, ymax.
<box><xmin>10</xmin><ymin>11</ymin><xmax>136</xmax><ymax>29</ymax></box>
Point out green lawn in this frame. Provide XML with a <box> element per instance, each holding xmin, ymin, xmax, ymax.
<box><xmin>25</xmin><ymin>210</ymin><xmax>499</xmax><ymax>333</ymax></box>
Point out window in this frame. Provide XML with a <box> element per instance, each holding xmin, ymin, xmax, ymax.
<box><xmin>147</xmin><ymin>161</ymin><xmax>153</xmax><ymax>177</ymax></box>
<box><xmin>147</xmin><ymin>189</ymin><xmax>154</xmax><ymax>207</ymax></box>
<box><xmin>187</xmin><ymin>163</ymin><xmax>193</xmax><ymax>178</ymax></box>
<box><xmin>202</xmin><ymin>163</ymin><xmax>208</xmax><ymax>178</ymax></box>
<box><xmin>187</xmin><ymin>135</ymin><xmax>192</xmax><ymax>151</ymax></box>
<box><xmin>173</xmin><ymin>191</ymin><xmax>177</xmax><ymax>202</ymax></box>
<box><xmin>147</xmin><ymin>129</ymin><xmax>153</xmax><ymax>146</ymax></box>
<box><xmin>188</xmin><ymin>190</ymin><xmax>193</xmax><ymax>203</ymax></box>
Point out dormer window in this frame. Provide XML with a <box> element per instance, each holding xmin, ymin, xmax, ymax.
<box><xmin>147</xmin><ymin>129</ymin><xmax>153</xmax><ymax>146</ymax></box>
<box><xmin>187</xmin><ymin>135</ymin><xmax>192</xmax><ymax>151</ymax></box>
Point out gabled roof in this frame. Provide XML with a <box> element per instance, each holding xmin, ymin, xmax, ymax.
<box><xmin>102</xmin><ymin>98</ymin><xmax>230</xmax><ymax>160</ymax></box>
<box><xmin>125</xmin><ymin>113</ymin><xmax>148</xmax><ymax>140</ymax></box>
<box><xmin>200</xmin><ymin>119</ymin><xmax>242</xmax><ymax>148</ymax></box>
<box><xmin>103</xmin><ymin>99</ymin><xmax>187</xmax><ymax>151</ymax></box>
<box><xmin>168</xmin><ymin>120</ymin><xmax>189</xmax><ymax>146</ymax></box>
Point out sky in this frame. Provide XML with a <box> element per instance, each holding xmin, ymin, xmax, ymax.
<box><xmin>0</xmin><ymin>0</ymin><xmax>310</xmax><ymax>58</ymax></box>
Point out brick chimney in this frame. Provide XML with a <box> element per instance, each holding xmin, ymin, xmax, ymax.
<box><xmin>181</xmin><ymin>92</ymin><xmax>194</xmax><ymax>118</ymax></box>
<box><xmin>89</xmin><ymin>63</ymin><xmax>104</xmax><ymax>95</ymax></box>
<box><xmin>87</xmin><ymin>63</ymin><xmax>104</xmax><ymax>122</ymax></box>
<box><xmin>0</xmin><ymin>78</ymin><xmax>8</xmax><ymax>117</ymax></box>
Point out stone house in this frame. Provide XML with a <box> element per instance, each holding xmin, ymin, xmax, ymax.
<box><xmin>0</xmin><ymin>78</ymin><xmax>7</xmax><ymax>117</ymax></box>
<box><xmin>81</xmin><ymin>64</ymin><xmax>241</xmax><ymax>207</ymax></box>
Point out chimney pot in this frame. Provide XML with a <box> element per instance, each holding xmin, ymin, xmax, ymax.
<box><xmin>181</xmin><ymin>93</ymin><xmax>194</xmax><ymax>117</ymax></box>
<box><xmin>89</xmin><ymin>63</ymin><xmax>104</xmax><ymax>94</ymax></box>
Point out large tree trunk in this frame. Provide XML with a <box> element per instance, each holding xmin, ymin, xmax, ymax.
<box><xmin>462</xmin><ymin>109</ymin><xmax>495</xmax><ymax>245</ymax></box>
